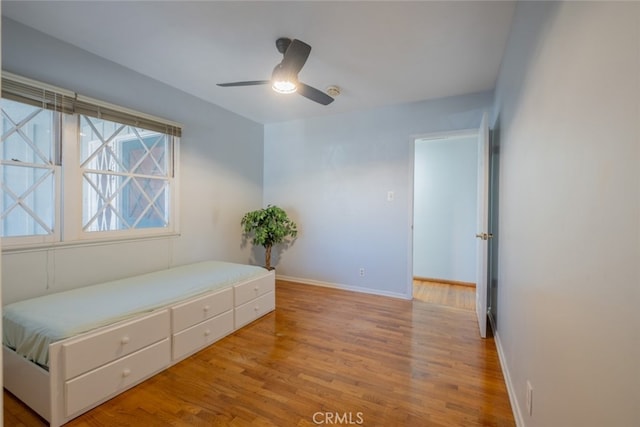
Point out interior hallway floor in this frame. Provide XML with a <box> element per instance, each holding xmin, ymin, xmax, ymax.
<box><xmin>413</xmin><ymin>278</ymin><xmax>476</xmax><ymax>311</ymax></box>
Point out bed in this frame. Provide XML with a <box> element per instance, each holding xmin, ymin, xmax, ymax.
<box><xmin>2</xmin><ymin>260</ymin><xmax>276</xmax><ymax>427</ymax></box>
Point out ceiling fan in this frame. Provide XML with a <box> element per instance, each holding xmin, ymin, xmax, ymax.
<box><xmin>217</xmin><ymin>38</ymin><xmax>334</xmax><ymax>106</ymax></box>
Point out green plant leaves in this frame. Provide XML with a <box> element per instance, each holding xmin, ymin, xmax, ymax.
<box><xmin>241</xmin><ymin>204</ymin><xmax>298</xmax><ymax>248</ymax></box>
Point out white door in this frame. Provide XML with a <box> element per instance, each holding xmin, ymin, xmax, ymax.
<box><xmin>475</xmin><ymin>112</ymin><xmax>490</xmax><ymax>338</ymax></box>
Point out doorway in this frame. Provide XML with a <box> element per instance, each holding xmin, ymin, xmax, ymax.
<box><xmin>409</xmin><ymin>118</ymin><xmax>493</xmax><ymax>338</ymax></box>
<box><xmin>412</xmin><ymin>131</ymin><xmax>479</xmax><ymax>299</ymax></box>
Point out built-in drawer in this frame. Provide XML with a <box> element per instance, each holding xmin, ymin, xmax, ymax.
<box><xmin>62</xmin><ymin>309</ymin><xmax>169</xmax><ymax>380</ymax></box>
<box><xmin>65</xmin><ymin>338</ymin><xmax>170</xmax><ymax>417</ymax></box>
<box><xmin>171</xmin><ymin>287</ymin><xmax>233</xmax><ymax>333</ymax></box>
<box><xmin>234</xmin><ymin>291</ymin><xmax>275</xmax><ymax>329</ymax></box>
<box><xmin>234</xmin><ymin>274</ymin><xmax>275</xmax><ymax>307</ymax></box>
<box><xmin>172</xmin><ymin>310</ymin><xmax>234</xmax><ymax>361</ymax></box>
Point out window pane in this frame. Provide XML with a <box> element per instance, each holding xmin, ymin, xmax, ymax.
<box><xmin>1</xmin><ymin>98</ymin><xmax>54</xmax><ymax>165</ymax></box>
<box><xmin>128</xmin><ymin>134</ymin><xmax>168</xmax><ymax>176</ymax></box>
<box><xmin>127</xmin><ymin>178</ymin><xmax>168</xmax><ymax>228</ymax></box>
<box><xmin>82</xmin><ymin>172</ymin><xmax>127</xmax><ymax>232</ymax></box>
<box><xmin>80</xmin><ymin>116</ymin><xmax>168</xmax><ymax>175</ymax></box>
<box><xmin>80</xmin><ymin>115</ymin><xmax>171</xmax><ymax>233</ymax></box>
<box><xmin>1</xmin><ymin>98</ymin><xmax>56</xmax><ymax>238</ymax></box>
<box><xmin>2</xmin><ymin>165</ymin><xmax>55</xmax><ymax>236</ymax></box>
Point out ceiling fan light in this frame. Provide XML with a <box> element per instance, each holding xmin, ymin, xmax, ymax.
<box><xmin>271</xmin><ymin>63</ymin><xmax>298</xmax><ymax>94</ymax></box>
<box><xmin>272</xmin><ymin>79</ymin><xmax>297</xmax><ymax>94</ymax></box>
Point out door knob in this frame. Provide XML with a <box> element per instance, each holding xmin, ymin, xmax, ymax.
<box><xmin>475</xmin><ymin>233</ymin><xmax>494</xmax><ymax>240</ymax></box>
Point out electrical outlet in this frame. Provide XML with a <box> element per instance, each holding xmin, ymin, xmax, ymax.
<box><xmin>359</xmin><ymin>268</ymin><xmax>365</xmax><ymax>277</ymax></box>
<box><xmin>526</xmin><ymin>381</ymin><xmax>533</xmax><ymax>416</ymax></box>
<box><xmin>387</xmin><ymin>191</ymin><xmax>394</xmax><ymax>201</ymax></box>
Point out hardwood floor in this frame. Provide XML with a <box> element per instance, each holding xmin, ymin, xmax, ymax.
<box><xmin>413</xmin><ymin>279</ymin><xmax>476</xmax><ymax>311</ymax></box>
<box><xmin>4</xmin><ymin>280</ymin><xmax>514</xmax><ymax>427</ymax></box>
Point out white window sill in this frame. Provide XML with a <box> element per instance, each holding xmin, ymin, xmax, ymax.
<box><xmin>1</xmin><ymin>232</ymin><xmax>181</xmax><ymax>254</ymax></box>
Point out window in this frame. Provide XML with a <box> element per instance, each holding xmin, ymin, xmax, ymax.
<box><xmin>0</xmin><ymin>72</ymin><xmax>181</xmax><ymax>248</ymax></box>
<box><xmin>1</xmin><ymin>98</ymin><xmax>58</xmax><ymax>242</ymax></box>
<box><xmin>80</xmin><ymin>116</ymin><xmax>171</xmax><ymax>232</ymax></box>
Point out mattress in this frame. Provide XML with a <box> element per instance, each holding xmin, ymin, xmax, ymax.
<box><xmin>3</xmin><ymin>260</ymin><xmax>268</xmax><ymax>368</ymax></box>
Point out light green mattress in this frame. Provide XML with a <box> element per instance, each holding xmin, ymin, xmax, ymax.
<box><xmin>3</xmin><ymin>261</ymin><xmax>268</xmax><ymax>367</ymax></box>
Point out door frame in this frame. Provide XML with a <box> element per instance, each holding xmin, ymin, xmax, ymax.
<box><xmin>487</xmin><ymin>117</ymin><xmax>501</xmax><ymax>334</ymax></box>
<box><xmin>407</xmin><ymin>127</ymin><xmax>480</xmax><ymax>297</ymax></box>
<box><xmin>408</xmin><ymin>119</ymin><xmax>491</xmax><ymax>338</ymax></box>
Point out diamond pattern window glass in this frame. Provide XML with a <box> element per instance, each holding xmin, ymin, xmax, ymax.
<box><xmin>1</xmin><ymin>73</ymin><xmax>180</xmax><ymax>247</ymax></box>
<box><xmin>0</xmin><ymin>98</ymin><xmax>56</xmax><ymax>237</ymax></box>
<box><xmin>80</xmin><ymin>115</ymin><xmax>171</xmax><ymax>232</ymax></box>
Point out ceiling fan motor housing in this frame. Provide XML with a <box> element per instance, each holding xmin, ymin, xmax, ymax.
<box><xmin>276</xmin><ymin>37</ymin><xmax>292</xmax><ymax>55</ymax></box>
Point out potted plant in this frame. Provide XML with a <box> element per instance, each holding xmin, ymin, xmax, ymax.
<box><xmin>241</xmin><ymin>204</ymin><xmax>298</xmax><ymax>270</ymax></box>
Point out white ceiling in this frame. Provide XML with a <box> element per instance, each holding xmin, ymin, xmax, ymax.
<box><xmin>2</xmin><ymin>1</ymin><xmax>515</xmax><ymax>124</ymax></box>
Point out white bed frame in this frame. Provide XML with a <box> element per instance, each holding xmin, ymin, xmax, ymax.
<box><xmin>4</xmin><ymin>269</ymin><xmax>275</xmax><ymax>427</ymax></box>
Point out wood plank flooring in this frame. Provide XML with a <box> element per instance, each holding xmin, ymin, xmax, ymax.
<box><xmin>413</xmin><ymin>279</ymin><xmax>476</xmax><ymax>311</ymax></box>
<box><xmin>4</xmin><ymin>280</ymin><xmax>514</xmax><ymax>427</ymax></box>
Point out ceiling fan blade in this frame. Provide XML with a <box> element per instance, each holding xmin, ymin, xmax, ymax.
<box><xmin>280</xmin><ymin>39</ymin><xmax>311</xmax><ymax>75</ymax></box>
<box><xmin>298</xmin><ymin>83</ymin><xmax>334</xmax><ymax>105</ymax></box>
<box><xmin>217</xmin><ymin>80</ymin><xmax>269</xmax><ymax>87</ymax></box>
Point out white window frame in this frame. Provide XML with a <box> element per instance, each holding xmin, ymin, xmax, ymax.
<box><xmin>1</xmin><ymin>72</ymin><xmax>182</xmax><ymax>251</ymax></box>
<box><xmin>62</xmin><ymin>114</ymin><xmax>180</xmax><ymax>243</ymax></box>
<box><xmin>0</xmin><ymin>102</ymin><xmax>62</xmax><ymax>248</ymax></box>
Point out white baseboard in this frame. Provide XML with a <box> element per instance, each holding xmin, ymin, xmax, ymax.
<box><xmin>494</xmin><ymin>331</ymin><xmax>525</xmax><ymax>427</ymax></box>
<box><xmin>276</xmin><ymin>275</ymin><xmax>411</xmax><ymax>300</ymax></box>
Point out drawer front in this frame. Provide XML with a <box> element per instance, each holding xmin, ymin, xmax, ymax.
<box><xmin>65</xmin><ymin>338</ymin><xmax>170</xmax><ymax>417</ymax></box>
<box><xmin>172</xmin><ymin>310</ymin><xmax>234</xmax><ymax>361</ymax></box>
<box><xmin>63</xmin><ymin>310</ymin><xmax>169</xmax><ymax>380</ymax></box>
<box><xmin>234</xmin><ymin>274</ymin><xmax>275</xmax><ymax>307</ymax></box>
<box><xmin>234</xmin><ymin>291</ymin><xmax>275</xmax><ymax>329</ymax></box>
<box><xmin>171</xmin><ymin>287</ymin><xmax>233</xmax><ymax>333</ymax></box>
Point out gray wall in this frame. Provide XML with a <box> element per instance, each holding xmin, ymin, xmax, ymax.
<box><xmin>2</xmin><ymin>19</ymin><xmax>265</xmax><ymax>303</ymax></box>
<box><xmin>413</xmin><ymin>136</ymin><xmax>477</xmax><ymax>283</ymax></box>
<box><xmin>493</xmin><ymin>2</ymin><xmax>640</xmax><ymax>426</ymax></box>
<box><xmin>264</xmin><ymin>92</ymin><xmax>492</xmax><ymax>298</ymax></box>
